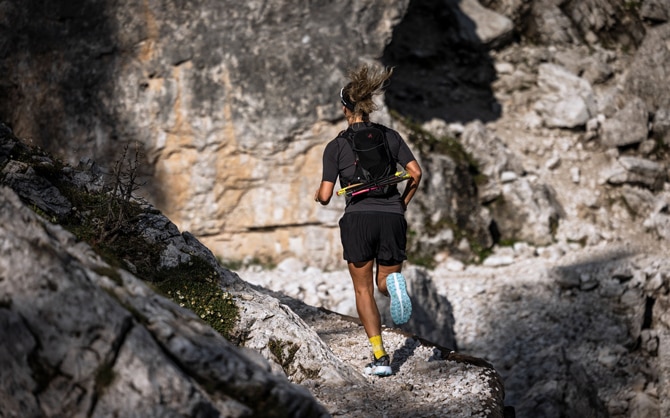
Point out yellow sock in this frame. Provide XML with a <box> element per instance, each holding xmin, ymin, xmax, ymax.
<box><xmin>369</xmin><ymin>335</ymin><xmax>387</xmax><ymax>360</ymax></box>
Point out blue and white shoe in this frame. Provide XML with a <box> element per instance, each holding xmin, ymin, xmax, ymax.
<box><xmin>386</xmin><ymin>272</ymin><xmax>412</xmax><ymax>324</ymax></box>
<box><xmin>364</xmin><ymin>355</ymin><xmax>392</xmax><ymax>376</ymax></box>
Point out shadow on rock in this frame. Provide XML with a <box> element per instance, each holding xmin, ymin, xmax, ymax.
<box><xmin>382</xmin><ymin>0</ymin><xmax>501</xmax><ymax>124</ymax></box>
<box><xmin>378</xmin><ymin>266</ymin><xmax>458</xmax><ymax>351</ymax></box>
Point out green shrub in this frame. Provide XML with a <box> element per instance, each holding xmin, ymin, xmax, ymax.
<box><xmin>155</xmin><ymin>259</ymin><xmax>238</xmax><ymax>340</ymax></box>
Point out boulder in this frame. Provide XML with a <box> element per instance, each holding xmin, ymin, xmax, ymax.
<box><xmin>459</xmin><ymin>121</ymin><xmax>563</xmax><ymax>246</ymax></box>
<box><xmin>625</xmin><ymin>23</ymin><xmax>670</xmax><ymax>111</ymax></box>
<box><xmin>600</xmin><ymin>96</ymin><xmax>650</xmax><ymax>148</ymax></box>
<box><xmin>534</xmin><ymin>63</ymin><xmax>596</xmax><ymax>128</ymax></box>
<box><xmin>651</xmin><ymin>107</ymin><xmax>670</xmax><ymax>144</ymax></box>
<box><xmin>457</xmin><ymin>0</ymin><xmax>514</xmax><ymax>48</ymax></box>
<box><xmin>641</xmin><ymin>0</ymin><xmax>670</xmax><ymax>23</ymax></box>
<box><xmin>643</xmin><ymin>192</ymin><xmax>670</xmax><ymax>241</ymax></box>
<box><xmin>605</xmin><ymin>156</ymin><xmax>667</xmax><ymax>190</ymax></box>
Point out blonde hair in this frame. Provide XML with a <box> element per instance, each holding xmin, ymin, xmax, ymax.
<box><xmin>342</xmin><ymin>64</ymin><xmax>394</xmax><ymax>117</ymax></box>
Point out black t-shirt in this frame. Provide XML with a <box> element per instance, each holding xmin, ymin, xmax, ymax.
<box><xmin>321</xmin><ymin>122</ymin><xmax>417</xmax><ymax>214</ymax></box>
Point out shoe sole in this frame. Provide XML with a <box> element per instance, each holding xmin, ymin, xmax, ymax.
<box><xmin>387</xmin><ymin>272</ymin><xmax>411</xmax><ymax>324</ymax></box>
<box><xmin>364</xmin><ymin>365</ymin><xmax>392</xmax><ymax>376</ymax></box>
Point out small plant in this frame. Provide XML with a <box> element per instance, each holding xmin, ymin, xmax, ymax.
<box><xmin>298</xmin><ymin>365</ymin><xmax>320</xmax><ymax>380</ymax></box>
<box><xmin>470</xmin><ymin>241</ymin><xmax>494</xmax><ymax>264</ymax></box>
<box><xmin>155</xmin><ymin>258</ymin><xmax>239</xmax><ymax>340</ymax></box>
<box><xmin>94</xmin><ymin>363</ymin><xmax>116</xmax><ymax>393</ymax></box>
<box><xmin>98</xmin><ymin>142</ymin><xmax>145</xmax><ymax>242</ymax></box>
<box><xmin>268</xmin><ymin>338</ymin><xmax>300</xmax><ymax>372</ymax></box>
<box><xmin>623</xmin><ymin>0</ymin><xmax>641</xmax><ymax>11</ymax></box>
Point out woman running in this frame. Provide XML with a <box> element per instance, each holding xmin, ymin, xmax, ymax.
<box><xmin>314</xmin><ymin>63</ymin><xmax>422</xmax><ymax>376</ymax></box>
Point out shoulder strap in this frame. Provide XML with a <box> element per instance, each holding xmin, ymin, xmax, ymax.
<box><xmin>340</xmin><ymin>127</ymin><xmax>357</xmax><ymax>158</ymax></box>
<box><xmin>380</xmin><ymin>125</ymin><xmax>393</xmax><ymax>162</ymax></box>
<box><xmin>369</xmin><ymin>123</ymin><xmax>394</xmax><ymax>164</ymax></box>
<box><xmin>340</xmin><ymin>124</ymin><xmax>394</xmax><ymax>164</ymax></box>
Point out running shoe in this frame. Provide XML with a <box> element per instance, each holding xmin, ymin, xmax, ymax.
<box><xmin>364</xmin><ymin>355</ymin><xmax>392</xmax><ymax>376</ymax></box>
<box><xmin>386</xmin><ymin>272</ymin><xmax>412</xmax><ymax>324</ymax></box>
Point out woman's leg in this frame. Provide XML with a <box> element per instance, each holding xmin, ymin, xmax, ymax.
<box><xmin>375</xmin><ymin>263</ymin><xmax>402</xmax><ymax>296</ymax></box>
<box><xmin>348</xmin><ymin>260</ymin><xmax>381</xmax><ymax>338</ymax></box>
<box><xmin>377</xmin><ymin>262</ymin><xmax>412</xmax><ymax>325</ymax></box>
<box><xmin>349</xmin><ymin>259</ymin><xmax>393</xmax><ymax>375</ymax></box>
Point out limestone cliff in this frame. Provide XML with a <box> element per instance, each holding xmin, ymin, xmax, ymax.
<box><xmin>0</xmin><ymin>0</ymin><xmax>410</xmax><ymax>268</ymax></box>
<box><xmin>2</xmin><ymin>0</ymin><xmax>669</xmax><ymax>271</ymax></box>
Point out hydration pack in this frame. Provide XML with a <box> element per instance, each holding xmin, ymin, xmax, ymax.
<box><xmin>342</xmin><ymin>124</ymin><xmax>396</xmax><ymax>197</ymax></box>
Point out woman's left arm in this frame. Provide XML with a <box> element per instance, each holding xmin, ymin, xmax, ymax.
<box><xmin>401</xmin><ymin>160</ymin><xmax>422</xmax><ymax>208</ymax></box>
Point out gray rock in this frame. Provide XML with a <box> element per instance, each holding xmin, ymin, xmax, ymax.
<box><xmin>601</xmin><ymin>97</ymin><xmax>649</xmax><ymax>148</ymax></box>
<box><xmin>641</xmin><ymin>0</ymin><xmax>670</xmax><ymax>22</ymax></box>
<box><xmin>0</xmin><ymin>186</ymin><xmax>330</xmax><ymax>417</ymax></box>
<box><xmin>625</xmin><ymin>23</ymin><xmax>670</xmax><ymax>111</ymax></box>
<box><xmin>553</xmin><ymin>46</ymin><xmax>614</xmax><ymax>85</ymax></box>
<box><xmin>579</xmin><ymin>53</ymin><xmax>615</xmax><ymax>85</ymax></box>
<box><xmin>628</xmin><ymin>392</ymin><xmax>660</xmax><ymax>418</ymax></box>
<box><xmin>528</xmin><ymin>3</ymin><xmax>580</xmax><ymax>44</ymax></box>
<box><xmin>561</xmin><ymin>0</ymin><xmax>645</xmax><ymax>48</ymax></box>
<box><xmin>461</xmin><ymin>120</ymin><xmax>525</xmax><ymax>181</ymax></box>
<box><xmin>3</xmin><ymin>165</ymin><xmax>72</xmax><ymax>220</ymax></box>
<box><xmin>534</xmin><ymin>63</ymin><xmax>596</xmax><ymax>128</ymax></box>
<box><xmin>618</xmin><ymin>156</ymin><xmax>666</xmax><ymax>179</ymax></box>
<box><xmin>457</xmin><ymin>0</ymin><xmax>514</xmax><ymax>48</ymax></box>
<box><xmin>407</xmin><ymin>132</ymin><xmax>494</xmax><ymax>261</ymax></box>
<box><xmin>491</xmin><ymin>179</ymin><xmax>563</xmax><ymax>246</ymax></box>
<box><xmin>3</xmin><ymin>1</ymin><xmax>670</xmax><ymax>415</ymax></box>
<box><xmin>652</xmin><ymin>107</ymin><xmax>670</xmax><ymax>144</ymax></box>
<box><xmin>605</xmin><ymin>156</ymin><xmax>667</xmax><ymax>190</ymax></box>
<box><xmin>643</xmin><ymin>192</ymin><xmax>670</xmax><ymax>241</ymax></box>
<box><xmin>0</xmin><ymin>134</ymin><xmax>509</xmax><ymax>416</ymax></box>
<box><xmin>658</xmin><ymin>331</ymin><xmax>670</xmax><ymax>415</ymax></box>
<box><xmin>620</xmin><ymin>185</ymin><xmax>656</xmax><ymax>216</ymax></box>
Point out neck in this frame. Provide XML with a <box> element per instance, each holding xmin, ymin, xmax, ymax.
<box><xmin>347</xmin><ymin>114</ymin><xmax>367</xmax><ymax>125</ymax></box>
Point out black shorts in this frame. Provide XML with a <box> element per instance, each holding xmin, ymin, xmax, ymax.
<box><xmin>339</xmin><ymin>211</ymin><xmax>407</xmax><ymax>266</ymax></box>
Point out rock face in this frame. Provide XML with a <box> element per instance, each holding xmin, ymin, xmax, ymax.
<box><xmin>2</xmin><ymin>0</ymin><xmax>668</xmax><ymax>271</ymax></box>
<box><xmin>0</xmin><ymin>185</ymin><xmax>329</xmax><ymax>417</ymax></box>
<box><xmin>0</xmin><ymin>0</ymin><xmax>410</xmax><ymax>269</ymax></box>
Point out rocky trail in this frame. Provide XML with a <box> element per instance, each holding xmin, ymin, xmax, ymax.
<box><xmin>240</xmin><ymin>231</ymin><xmax>670</xmax><ymax>417</ymax></box>
<box><xmin>257</xmin><ymin>284</ymin><xmax>507</xmax><ymax>418</ymax></box>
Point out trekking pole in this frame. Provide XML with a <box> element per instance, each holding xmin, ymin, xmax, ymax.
<box><xmin>336</xmin><ymin>171</ymin><xmax>407</xmax><ymax>197</ymax></box>
<box><xmin>337</xmin><ymin>171</ymin><xmax>410</xmax><ymax>197</ymax></box>
<box><xmin>349</xmin><ymin>176</ymin><xmax>409</xmax><ymax>197</ymax></box>
<box><xmin>336</xmin><ymin>181</ymin><xmax>365</xmax><ymax>196</ymax></box>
